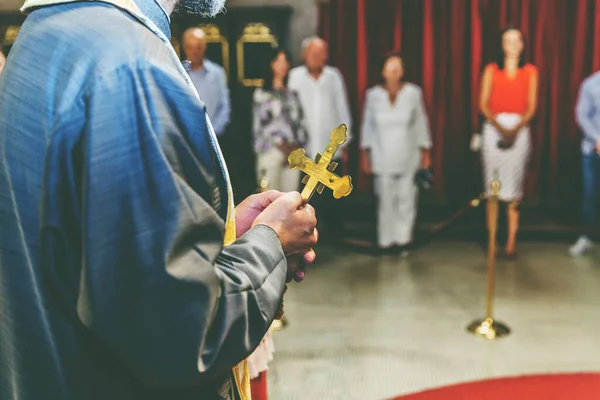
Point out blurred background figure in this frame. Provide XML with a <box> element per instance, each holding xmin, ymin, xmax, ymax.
<box><xmin>289</xmin><ymin>36</ymin><xmax>352</xmax><ymax>238</ymax></box>
<box><xmin>360</xmin><ymin>53</ymin><xmax>432</xmax><ymax>252</ymax></box>
<box><xmin>182</xmin><ymin>27</ymin><xmax>230</xmax><ymax>136</ymax></box>
<box><xmin>0</xmin><ymin>51</ymin><xmax>5</xmax><ymax>75</ymax></box>
<box><xmin>569</xmin><ymin>71</ymin><xmax>600</xmax><ymax>257</ymax></box>
<box><xmin>249</xmin><ymin>47</ymin><xmax>308</xmax><ymax>400</ymax></box>
<box><xmin>253</xmin><ymin>48</ymin><xmax>308</xmax><ymax>192</ymax></box>
<box><xmin>479</xmin><ymin>26</ymin><xmax>538</xmax><ymax>258</ymax></box>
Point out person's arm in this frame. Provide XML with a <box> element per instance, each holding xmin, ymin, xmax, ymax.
<box><xmin>210</xmin><ymin>67</ymin><xmax>231</xmax><ymax>136</ymax></box>
<box><xmin>479</xmin><ymin>65</ymin><xmax>505</xmax><ymax>134</ymax></box>
<box><xmin>74</xmin><ymin>61</ymin><xmax>287</xmax><ymax>388</ymax></box>
<box><xmin>252</xmin><ymin>88</ymin><xmax>273</xmax><ymax>152</ymax></box>
<box><xmin>359</xmin><ymin>90</ymin><xmax>375</xmax><ymax>174</ymax></box>
<box><xmin>511</xmin><ymin>66</ymin><xmax>539</xmax><ymax>133</ymax></box>
<box><xmin>413</xmin><ymin>88</ymin><xmax>433</xmax><ymax>169</ymax></box>
<box><xmin>334</xmin><ymin>68</ymin><xmax>353</xmax><ymax>151</ymax></box>
<box><xmin>576</xmin><ymin>80</ymin><xmax>600</xmax><ymax>146</ymax></box>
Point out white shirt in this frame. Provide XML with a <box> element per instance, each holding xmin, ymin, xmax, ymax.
<box><xmin>288</xmin><ymin>65</ymin><xmax>352</xmax><ymax>159</ymax></box>
<box><xmin>360</xmin><ymin>83</ymin><xmax>432</xmax><ymax>175</ymax></box>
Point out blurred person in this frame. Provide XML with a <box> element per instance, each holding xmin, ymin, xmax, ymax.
<box><xmin>360</xmin><ymin>53</ymin><xmax>432</xmax><ymax>252</ymax></box>
<box><xmin>479</xmin><ymin>26</ymin><xmax>538</xmax><ymax>258</ymax></box>
<box><xmin>569</xmin><ymin>72</ymin><xmax>600</xmax><ymax>257</ymax></box>
<box><xmin>250</xmin><ymin>48</ymin><xmax>308</xmax><ymax>400</ymax></box>
<box><xmin>253</xmin><ymin>48</ymin><xmax>308</xmax><ymax>193</ymax></box>
<box><xmin>183</xmin><ymin>27</ymin><xmax>231</xmax><ymax>136</ymax></box>
<box><xmin>289</xmin><ymin>36</ymin><xmax>352</xmax><ymax>237</ymax></box>
<box><xmin>0</xmin><ymin>51</ymin><xmax>5</xmax><ymax>75</ymax></box>
<box><xmin>0</xmin><ymin>0</ymin><xmax>319</xmax><ymax>399</ymax></box>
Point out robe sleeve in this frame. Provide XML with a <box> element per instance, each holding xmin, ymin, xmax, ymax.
<box><xmin>77</xmin><ymin>60</ymin><xmax>287</xmax><ymax>388</ymax></box>
<box><xmin>414</xmin><ymin>87</ymin><xmax>433</xmax><ymax>149</ymax></box>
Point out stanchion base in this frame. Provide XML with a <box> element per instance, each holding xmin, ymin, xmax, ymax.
<box><xmin>271</xmin><ymin>316</ymin><xmax>288</xmax><ymax>332</ymax></box>
<box><xmin>466</xmin><ymin>318</ymin><xmax>510</xmax><ymax>340</ymax></box>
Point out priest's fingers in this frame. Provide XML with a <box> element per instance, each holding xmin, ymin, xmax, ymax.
<box><xmin>252</xmin><ymin>192</ymin><xmax>317</xmax><ymax>256</ymax></box>
<box><xmin>286</xmin><ymin>256</ymin><xmax>300</xmax><ymax>283</ymax></box>
<box><xmin>294</xmin><ymin>266</ymin><xmax>306</xmax><ymax>282</ymax></box>
<box><xmin>303</xmin><ymin>248</ymin><xmax>316</xmax><ymax>265</ymax></box>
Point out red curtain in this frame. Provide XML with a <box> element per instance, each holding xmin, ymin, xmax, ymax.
<box><xmin>318</xmin><ymin>0</ymin><xmax>600</xmax><ymax>212</ymax></box>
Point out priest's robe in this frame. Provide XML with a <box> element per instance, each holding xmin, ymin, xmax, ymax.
<box><xmin>0</xmin><ymin>1</ymin><xmax>287</xmax><ymax>399</ymax></box>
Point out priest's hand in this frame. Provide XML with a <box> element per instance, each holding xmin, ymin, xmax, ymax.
<box><xmin>252</xmin><ymin>191</ymin><xmax>319</xmax><ymax>257</ymax></box>
<box><xmin>235</xmin><ymin>190</ymin><xmax>284</xmax><ymax>239</ymax></box>
<box><xmin>287</xmin><ymin>249</ymin><xmax>317</xmax><ymax>283</ymax></box>
<box><xmin>596</xmin><ymin>138</ymin><xmax>600</xmax><ymax>154</ymax></box>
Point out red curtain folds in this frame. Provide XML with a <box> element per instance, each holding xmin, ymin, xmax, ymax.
<box><xmin>318</xmin><ymin>0</ymin><xmax>600</xmax><ymax>212</ymax></box>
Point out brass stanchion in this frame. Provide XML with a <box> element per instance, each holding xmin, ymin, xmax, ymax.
<box><xmin>257</xmin><ymin>170</ymin><xmax>288</xmax><ymax>332</ymax></box>
<box><xmin>466</xmin><ymin>177</ymin><xmax>511</xmax><ymax>340</ymax></box>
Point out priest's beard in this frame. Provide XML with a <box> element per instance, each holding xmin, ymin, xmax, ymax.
<box><xmin>173</xmin><ymin>0</ymin><xmax>226</xmax><ymax>16</ymax></box>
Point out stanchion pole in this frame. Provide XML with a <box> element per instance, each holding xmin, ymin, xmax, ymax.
<box><xmin>466</xmin><ymin>177</ymin><xmax>510</xmax><ymax>339</ymax></box>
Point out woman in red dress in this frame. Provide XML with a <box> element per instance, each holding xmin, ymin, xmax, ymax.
<box><xmin>479</xmin><ymin>26</ymin><xmax>539</xmax><ymax>257</ymax></box>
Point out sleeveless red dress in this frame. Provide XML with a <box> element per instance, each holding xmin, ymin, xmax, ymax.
<box><xmin>487</xmin><ymin>63</ymin><xmax>537</xmax><ymax>115</ymax></box>
<box><xmin>482</xmin><ymin>63</ymin><xmax>537</xmax><ymax>202</ymax></box>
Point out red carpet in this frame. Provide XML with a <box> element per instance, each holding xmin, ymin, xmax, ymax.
<box><xmin>391</xmin><ymin>373</ymin><xmax>600</xmax><ymax>400</ymax></box>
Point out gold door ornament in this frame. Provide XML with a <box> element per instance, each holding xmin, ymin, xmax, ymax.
<box><xmin>236</xmin><ymin>23</ymin><xmax>278</xmax><ymax>87</ymax></box>
<box><xmin>3</xmin><ymin>25</ymin><xmax>20</xmax><ymax>46</ymax></box>
<box><xmin>198</xmin><ymin>24</ymin><xmax>230</xmax><ymax>80</ymax></box>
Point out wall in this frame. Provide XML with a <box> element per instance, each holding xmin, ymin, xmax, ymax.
<box><xmin>225</xmin><ymin>0</ymin><xmax>317</xmax><ymax>64</ymax></box>
<box><xmin>0</xmin><ymin>0</ymin><xmax>318</xmax><ymax>62</ymax></box>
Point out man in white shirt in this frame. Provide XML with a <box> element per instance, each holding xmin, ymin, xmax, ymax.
<box><xmin>289</xmin><ymin>37</ymin><xmax>352</xmax><ymax>160</ymax></box>
<box><xmin>289</xmin><ymin>36</ymin><xmax>353</xmax><ymax>238</ymax></box>
<box><xmin>182</xmin><ymin>28</ymin><xmax>231</xmax><ymax>136</ymax></box>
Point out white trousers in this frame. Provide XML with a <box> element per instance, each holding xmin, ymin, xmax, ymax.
<box><xmin>256</xmin><ymin>147</ymin><xmax>300</xmax><ymax>192</ymax></box>
<box><xmin>375</xmin><ymin>173</ymin><xmax>418</xmax><ymax>248</ymax></box>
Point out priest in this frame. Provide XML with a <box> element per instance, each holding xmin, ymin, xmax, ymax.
<box><xmin>0</xmin><ymin>0</ymin><xmax>318</xmax><ymax>399</ymax></box>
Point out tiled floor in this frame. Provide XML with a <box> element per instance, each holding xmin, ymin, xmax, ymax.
<box><xmin>267</xmin><ymin>242</ymin><xmax>600</xmax><ymax>400</ymax></box>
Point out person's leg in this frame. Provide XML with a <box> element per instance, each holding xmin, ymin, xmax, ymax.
<box><xmin>505</xmin><ymin>201</ymin><xmax>519</xmax><ymax>255</ymax></box>
<box><xmin>570</xmin><ymin>153</ymin><xmax>598</xmax><ymax>256</ymax></box>
<box><xmin>501</xmin><ymin>128</ymin><xmax>530</xmax><ymax>256</ymax></box>
<box><xmin>280</xmin><ymin>166</ymin><xmax>300</xmax><ymax>193</ymax></box>
<box><xmin>395</xmin><ymin>172</ymin><xmax>419</xmax><ymax>247</ymax></box>
<box><xmin>312</xmin><ymin>158</ymin><xmax>347</xmax><ymax>240</ymax></box>
<box><xmin>581</xmin><ymin>154</ymin><xmax>598</xmax><ymax>227</ymax></box>
<box><xmin>256</xmin><ymin>148</ymin><xmax>284</xmax><ymax>192</ymax></box>
<box><xmin>375</xmin><ymin>175</ymin><xmax>395</xmax><ymax>249</ymax></box>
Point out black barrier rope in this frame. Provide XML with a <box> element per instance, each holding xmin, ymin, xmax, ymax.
<box><xmin>342</xmin><ymin>193</ymin><xmax>488</xmax><ymax>252</ymax></box>
<box><xmin>342</xmin><ymin>196</ymin><xmax>600</xmax><ymax>253</ymax></box>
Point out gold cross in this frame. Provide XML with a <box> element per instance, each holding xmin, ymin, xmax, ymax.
<box><xmin>288</xmin><ymin>124</ymin><xmax>353</xmax><ymax>204</ymax></box>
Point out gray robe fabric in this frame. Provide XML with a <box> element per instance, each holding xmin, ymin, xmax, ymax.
<box><xmin>0</xmin><ymin>1</ymin><xmax>287</xmax><ymax>399</ymax></box>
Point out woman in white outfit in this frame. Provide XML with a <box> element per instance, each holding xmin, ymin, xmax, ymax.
<box><xmin>249</xmin><ymin>47</ymin><xmax>308</xmax><ymax>400</ymax></box>
<box><xmin>479</xmin><ymin>26</ymin><xmax>538</xmax><ymax>258</ymax></box>
<box><xmin>360</xmin><ymin>53</ymin><xmax>433</xmax><ymax>251</ymax></box>
<box><xmin>253</xmin><ymin>48</ymin><xmax>308</xmax><ymax>193</ymax></box>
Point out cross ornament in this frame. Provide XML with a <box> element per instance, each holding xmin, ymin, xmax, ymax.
<box><xmin>288</xmin><ymin>124</ymin><xmax>353</xmax><ymax>203</ymax></box>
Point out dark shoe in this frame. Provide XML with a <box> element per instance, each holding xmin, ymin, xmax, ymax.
<box><xmin>378</xmin><ymin>245</ymin><xmax>395</xmax><ymax>256</ymax></box>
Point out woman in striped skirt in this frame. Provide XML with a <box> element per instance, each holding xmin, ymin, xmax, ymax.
<box><xmin>479</xmin><ymin>26</ymin><xmax>539</xmax><ymax>258</ymax></box>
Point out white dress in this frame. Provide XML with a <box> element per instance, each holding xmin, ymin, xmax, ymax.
<box><xmin>247</xmin><ymin>327</ymin><xmax>275</xmax><ymax>379</ymax></box>
<box><xmin>360</xmin><ymin>84</ymin><xmax>433</xmax><ymax>247</ymax></box>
